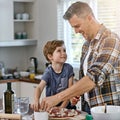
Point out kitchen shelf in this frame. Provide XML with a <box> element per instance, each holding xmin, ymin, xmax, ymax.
<box><xmin>14</xmin><ymin>1</ymin><xmax>35</xmax><ymax>40</ymax></box>
<box><xmin>14</xmin><ymin>19</ymin><xmax>34</xmax><ymax>22</ymax></box>
<box><xmin>0</xmin><ymin>39</ymin><xmax>37</xmax><ymax>47</ymax></box>
<box><xmin>13</xmin><ymin>0</ymin><xmax>34</xmax><ymax>2</ymax></box>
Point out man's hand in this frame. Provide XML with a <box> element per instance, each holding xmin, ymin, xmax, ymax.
<box><xmin>30</xmin><ymin>102</ymin><xmax>41</xmax><ymax>112</ymax></box>
<box><xmin>70</xmin><ymin>96</ymin><xmax>80</xmax><ymax>106</ymax></box>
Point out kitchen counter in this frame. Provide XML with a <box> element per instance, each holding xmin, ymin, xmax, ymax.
<box><xmin>0</xmin><ymin>78</ymin><xmax>40</xmax><ymax>84</ymax></box>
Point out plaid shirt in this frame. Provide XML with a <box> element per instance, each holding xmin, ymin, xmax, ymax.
<box><xmin>79</xmin><ymin>25</ymin><xmax>120</xmax><ymax>107</ymax></box>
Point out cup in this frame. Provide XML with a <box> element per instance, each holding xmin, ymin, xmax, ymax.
<box><xmin>15</xmin><ymin>13</ymin><xmax>22</xmax><ymax>20</ymax></box>
<box><xmin>14</xmin><ymin>97</ymin><xmax>29</xmax><ymax>115</ymax></box>
<box><xmin>22</xmin><ymin>32</ymin><xmax>27</xmax><ymax>39</ymax></box>
<box><xmin>15</xmin><ymin>32</ymin><xmax>22</xmax><ymax>39</ymax></box>
<box><xmin>22</xmin><ymin>13</ymin><xmax>30</xmax><ymax>20</ymax></box>
<box><xmin>34</xmin><ymin>111</ymin><xmax>48</xmax><ymax>120</ymax></box>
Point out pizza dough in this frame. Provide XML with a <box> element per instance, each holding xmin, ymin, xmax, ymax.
<box><xmin>49</xmin><ymin>107</ymin><xmax>80</xmax><ymax>118</ymax></box>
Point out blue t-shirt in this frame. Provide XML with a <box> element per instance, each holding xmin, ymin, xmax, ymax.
<box><xmin>41</xmin><ymin>63</ymin><xmax>74</xmax><ymax>97</ymax></box>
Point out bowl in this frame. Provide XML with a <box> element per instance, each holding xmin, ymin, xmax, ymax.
<box><xmin>91</xmin><ymin>105</ymin><xmax>120</xmax><ymax>120</ymax></box>
<box><xmin>20</xmin><ymin>71</ymin><xmax>29</xmax><ymax>77</ymax></box>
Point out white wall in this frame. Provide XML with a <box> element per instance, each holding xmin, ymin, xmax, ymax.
<box><xmin>0</xmin><ymin>47</ymin><xmax>28</xmax><ymax>70</ymax></box>
<box><xmin>27</xmin><ymin>0</ymin><xmax>58</xmax><ymax>71</ymax></box>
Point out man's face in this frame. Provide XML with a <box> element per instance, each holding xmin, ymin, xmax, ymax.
<box><xmin>69</xmin><ymin>14</ymin><xmax>92</xmax><ymax>41</ymax></box>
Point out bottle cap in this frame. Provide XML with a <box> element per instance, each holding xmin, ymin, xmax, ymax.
<box><xmin>85</xmin><ymin>114</ymin><xmax>93</xmax><ymax>120</ymax></box>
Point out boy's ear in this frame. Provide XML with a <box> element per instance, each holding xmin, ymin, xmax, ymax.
<box><xmin>47</xmin><ymin>54</ymin><xmax>52</xmax><ymax>61</ymax></box>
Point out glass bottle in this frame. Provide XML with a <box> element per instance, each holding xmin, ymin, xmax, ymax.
<box><xmin>4</xmin><ymin>82</ymin><xmax>14</xmax><ymax>113</ymax></box>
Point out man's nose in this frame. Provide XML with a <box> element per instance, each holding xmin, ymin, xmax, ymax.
<box><xmin>75</xmin><ymin>28</ymin><xmax>81</xmax><ymax>34</ymax></box>
<box><xmin>75</xmin><ymin>28</ymin><xmax>79</xmax><ymax>33</ymax></box>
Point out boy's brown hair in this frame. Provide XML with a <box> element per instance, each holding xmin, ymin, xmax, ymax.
<box><xmin>43</xmin><ymin>40</ymin><xmax>64</xmax><ymax>62</ymax></box>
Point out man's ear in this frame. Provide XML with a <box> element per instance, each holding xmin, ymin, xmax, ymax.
<box><xmin>87</xmin><ymin>14</ymin><xmax>93</xmax><ymax>21</ymax></box>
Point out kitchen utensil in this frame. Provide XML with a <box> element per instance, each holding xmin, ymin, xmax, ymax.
<box><xmin>19</xmin><ymin>71</ymin><xmax>29</xmax><ymax>77</ymax></box>
<box><xmin>91</xmin><ymin>105</ymin><xmax>120</xmax><ymax>120</ymax></box>
<box><xmin>29</xmin><ymin>57</ymin><xmax>38</xmax><ymax>74</ymax></box>
<box><xmin>35</xmin><ymin>74</ymin><xmax>42</xmax><ymax>80</ymax></box>
<box><xmin>14</xmin><ymin>97</ymin><xmax>29</xmax><ymax>115</ymax></box>
<box><xmin>0</xmin><ymin>113</ymin><xmax>22</xmax><ymax>120</ymax></box>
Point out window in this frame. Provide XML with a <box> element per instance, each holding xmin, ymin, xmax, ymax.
<box><xmin>57</xmin><ymin>0</ymin><xmax>120</xmax><ymax>68</ymax></box>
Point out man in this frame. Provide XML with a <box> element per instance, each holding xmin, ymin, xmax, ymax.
<box><xmin>40</xmin><ymin>1</ymin><xmax>120</xmax><ymax>113</ymax></box>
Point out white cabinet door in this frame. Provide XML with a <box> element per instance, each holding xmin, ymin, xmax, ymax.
<box><xmin>0</xmin><ymin>0</ymin><xmax>13</xmax><ymax>41</ymax></box>
<box><xmin>20</xmin><ymin>82</ymin><xmax>46</xmax><ymax>104</ymax></box>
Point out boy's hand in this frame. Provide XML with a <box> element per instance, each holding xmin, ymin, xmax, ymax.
<box><xmin>70</xmin><ymin>96</ymin><xmax>80</xmax><ymax>106</ymax></box>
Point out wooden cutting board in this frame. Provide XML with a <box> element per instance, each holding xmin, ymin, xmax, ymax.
<box><xmin>49</xmin><ymin>111</ymin><xmax>87</xmax><ymax>120</ymax></box>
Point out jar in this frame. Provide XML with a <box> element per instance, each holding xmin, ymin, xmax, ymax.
<box><xmin>29</xmin><ymin>73</ymin><xmax>35</xmax><ymax>80</ymax></box>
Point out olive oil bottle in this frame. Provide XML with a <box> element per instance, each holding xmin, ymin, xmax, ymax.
<box><xmin>4</xmin><ymin>82</ymin><xmax>14</xmax><ymax>113</ymax></box>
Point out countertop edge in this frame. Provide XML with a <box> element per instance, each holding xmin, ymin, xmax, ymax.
<box><xmin>0</xmin><ymin>78</ymin><xmax>40</xmax><ymax>84</ymax></box>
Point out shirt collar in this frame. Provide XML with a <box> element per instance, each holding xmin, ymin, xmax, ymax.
<box><xmin>94</xmin><ymin>24</ymin><xmax>105</xmax><ymax>40</ymax></box>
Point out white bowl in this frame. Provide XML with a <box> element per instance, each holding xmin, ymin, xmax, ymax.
<box><xmin>91</xmin><ymin>105</ymin><xmax>120</xmax><ymax>120</ymax></box>
<box><xmin>20</xmin><ymin>71</ymin><xmax>29</xmax><ymax>77</ymax></box>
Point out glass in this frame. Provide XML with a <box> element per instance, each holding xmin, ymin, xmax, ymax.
<box><xmin>14</xmin><ymin>97</ymin><xmax>29</xmax><ymax>115</ymax></box>
<box><xmin>0</xmin><ymin>97</ymin><xmax>3</xmax><ymax>113</ymax></box>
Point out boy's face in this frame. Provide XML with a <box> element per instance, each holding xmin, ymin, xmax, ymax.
<box><xmin>49</xmin><ymin>45</ymin><xmax>67</xmax><ymax>64</ymax></box>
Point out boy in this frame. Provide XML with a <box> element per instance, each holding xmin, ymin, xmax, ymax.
<box><xmin>32</xmin><ymin>40</ymin><xmax>76</xmax><ymax>111</ymax></box>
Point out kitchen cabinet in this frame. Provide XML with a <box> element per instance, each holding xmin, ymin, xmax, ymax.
<box><xmin>20</xmin><ymin>82</ymin><xmax>46</xmax><ymax>103</ymax></box>
<box><xmin>0</xmin><ymin>82</ymin><xmax>20</xmax><ymax>98</ymax></box>
<box><xmin>0</xmin><ymin>0</ymin><xmax>37</xmax><ymax>47</ymax></box>
<box><xmin>14</xmin><ymin>0</ymin><xmax>34</xmax><ymax>40</ymax></box>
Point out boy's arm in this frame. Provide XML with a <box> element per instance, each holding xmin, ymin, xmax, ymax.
<box><xmin>32</xmin><ymin>80</ymin><xmax>46</xmax><ymax>111</ymax></box>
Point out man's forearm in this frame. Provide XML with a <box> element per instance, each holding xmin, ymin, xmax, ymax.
<box><xmin>56</xmin><ymin>76</ymin><xmax>96</xmax><ymax>102</ymax></box>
